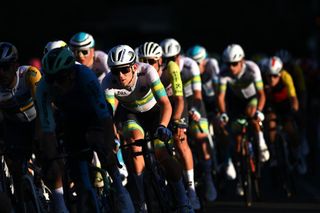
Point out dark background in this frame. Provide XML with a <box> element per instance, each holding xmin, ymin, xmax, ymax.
<box><xmin>1</xmin><ymin>0</ymin><xmax>320</xmax><ymax>63</ymax></box>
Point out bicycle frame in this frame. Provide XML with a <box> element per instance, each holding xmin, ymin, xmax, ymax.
<box><xmin>236</xmin><ymin>118</ymin><xmax>261</xmax><ymax>207</ymax></box>
<box><xmin>120</xmin><ymin>133</ymin><xmax>174</xmax><ymax>212</ymax></box>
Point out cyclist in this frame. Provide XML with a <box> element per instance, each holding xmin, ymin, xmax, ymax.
<box><xmin>36</xmin><ymin>47</ymin><xmax>134</xmax><ymax>212</ymax></box>
<box><xmin>217</xmin><ymin>44</ymin><xmax>270</xmax><ymax>195</ymax></box>
<box><xmin>160</xmin><ymin>38</ymin><xmax>217</xmax><ymax>202</ymax></box>
<box><xmin>275</xmin><ymin>49</ymin><xmax>309</xmax><ymax>157</ymax></box>
<box><xmin>137</xmin><ymin>41</ymin><xmax>201</xmax><ymax>210</ymax></box>
<box><xmin>186</xmin><ymin>45</ymin><xmax>220</xmax><ymax>117</ymax></box>
<box><xmin>0</xmin><ymin>42</ymin><xmax>44</xmax><ymax>211</ymax></box>
<box><xmin>263</xmin><ymin>56</ymin><xmax>307</xmax><ymax>174</ymax></box>
<box><xmin>101</xmin><ymin>44</ymin><xmax>193</xmax><ymax>212</ymax></box>
<box><xmin>69</xmin><ymin>31</ymin><xmax>110</xmax><ymax>84</ymax></box>
<box><xmin>44</xmin><ymin>39</ymin><xmax>129</xmax><ymax>187</ymax></box>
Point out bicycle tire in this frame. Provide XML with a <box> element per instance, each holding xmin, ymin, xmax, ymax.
<box><xmin>240</xmin><ymin>149</ymin><xmax>253</xmax><ymax>207</ymax></box>
<box><xmin>21</xmin><ymin>174</ymin><xmax>42</xmax><ymax>213</ymax></box>
<box><xmin>144</xmin><ymin>155</ymin><xmax>173</xmax><ymax>213</ymax></box>
<box><xmin>276</xmin><ymin>134</ymin><xmax>295</xmax><ymax>198</ymax></box>
<box><xmin>63</xmin><ymin>160</ymin><xmax>102</xmax><ymax>213</ymax></box>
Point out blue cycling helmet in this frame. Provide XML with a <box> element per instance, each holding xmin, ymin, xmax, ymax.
<box><xmin>186</xmin><ymin>45</ymin><xmax>207</xmax><ymax>63</ymax></box>
<box><xmin>69</xmin><ymin>32</ymin><xmax>95</xmax><ymax>50</ymax></box>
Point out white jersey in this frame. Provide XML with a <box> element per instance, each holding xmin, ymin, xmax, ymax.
<box><xmin>101</xmin><ymin>62</ymin><xmax>167</xmax><ymax>113</ymax></box>
<box><xmin>92</xmin><ymin>50</ymin><xmax>110</xmax><ymax>84</ymax></box>
<box><xmin>0</xmin><ymin>65</ymin><xmax>41</xmax><ymax>122</ymax></box>
<box><xmin>179</xmin><ymin>56</ymin><xmax>202</xmax><ymax>98</ymax></box>
<box><xmin>218</xmin><ymin>60</ymin><xmax>264</xmax><ymax>99</ymax></box>
<box><xmin>201</xmin><ymin>58</ymin><xmax>220</xmax><ymax>98</ymax></box>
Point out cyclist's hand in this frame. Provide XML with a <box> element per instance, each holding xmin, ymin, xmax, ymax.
<box><xmin>255</xmin><ymin>110</ymin><xmax>265</xmax><ymax>121</ymax></box>
<box><xmin>219</xmin><ymin>113</ymin><xmax>229</xmax><ymax>125</ymax></box>
<box><xmin>155</xmin><ymin>125</ymin><xmax>172</xmax><ymax>142</ymax></box>
<box><xmin>189</xmin><ymin>107</ymin><xmax>201</xmax><ymax>122</ymax></box>
<box><xmin>172</xmin><ymin>119</ymin><xmax>188</xmax><ymax>131</ymax></box>
<box><xmin>172</xmin><ymin>119</ymin><xmax>188</xmax><ymax>141</ymax></box>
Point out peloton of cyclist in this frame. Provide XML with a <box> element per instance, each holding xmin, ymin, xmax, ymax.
<box><xmin>69</xmin><ymin>31</ymin><xmax>110</xmax><ymax>84</ymax></box>
<box><xmin>137</xmin><ymin>41</ymin><xmax>201</xmax><ymax>210</ymax></box>
<box><xmin>160</xmin><ymin>38</ymin><xmax>217</xmax><ymax>202</ymax></box>
<box><xmin>101</xmin><ymin>44</ymin><xmax>193</xmax><ymax>212</ymax></box>
<box><xmin>217</xmin><ymin>44</ymin><xmax>270</xmax><ymax>195</ymax></box>
<box><xmin>36</xmin><ymin>46</ymin><xmax>134</xmax><ymax>212</ymax></box>
<box><xmin>263</xmin><ymin>56</ymin><xmax>307</xmax><ymax>174</ymax></box>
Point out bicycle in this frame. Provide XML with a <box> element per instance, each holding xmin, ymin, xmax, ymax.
<box><xmin>0</xmin><ymin>141</ymin><xmax>51</xmax><ymax>213</ymax></box>
<box><xmin>120</xmin><ymin>132</ymin><xmax>175</xmax><ymax>213</ymax></box>
<box><xmin>269</xmin><ymin>123</ymin><xmax>296</xmax><ymax>198</ymax></box>
<box><xmin>58</xmin><ymin>148</ymin><xmax>113</xmax><ymax>213</ymax></box>
<box><xmin>20</xmin><ymin>155</ymin><xmax>53</xmax><ymax>213</ymax></box>
<box><xmin>234</xmin><ymin>117</ymin><xmax>261</xmax><ymax>207</ymax></box>
<box><xmin>0</xmin><ymin>143</ymin><xmax>14</xmax><ymax>208</ymax></box>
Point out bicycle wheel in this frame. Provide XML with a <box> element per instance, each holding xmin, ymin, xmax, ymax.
<box><xmin>276</xmin><ymin>134</ymin><xmax>295</xmax><ymax>198</ymax></box>
<box><xmin>21</xmin><ymin>174</ymin><xmax>42</xmax><ymax>213</ymax></box>
<box><xmin>240</xmin><ymin>143</ymin><xmax>253</xmax><ymax>207</ymax></box>
<box><xmin>144</xmin><ymin>155</ymin><xmax>173</xmax><ymax>213</ymax></box>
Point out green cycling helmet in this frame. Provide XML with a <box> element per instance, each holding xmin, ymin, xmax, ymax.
<box><xmin>42</xmin><ymin>47</ymin><xmax>75</xmax><ymax>75</ymax></box>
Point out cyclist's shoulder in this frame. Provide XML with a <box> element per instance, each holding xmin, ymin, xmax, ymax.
<box><xmin>18</xmin><ymin>65</ymin><xmax>42</xmax><ymax>85</ymax></box>
<box><xmin>244</xmin><ymin>60</ymin><xmax>261</xmax><ymax>73</ymax></box>
<box><xmin>167</xmin><ymin>60</ymin><xmax>180</xmax><ymax>71</ymax></box>
<box><xmin>94</xmin><ymin>50</ymin><xmax>108</xmax><ymax>61</ymax></box>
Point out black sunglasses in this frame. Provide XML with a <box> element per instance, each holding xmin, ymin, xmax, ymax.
<box><xmin>0</xmin><ymin>62</ymin><xmax>14</xmax><ymax>70</ymax></box>
<box><xmin>73</xmin><ymin>49</ymin><xmax>90</xmax><ymax>56</ymax></box>
<box><xmin>268</xmin><ymin>74</ymin><xmax>280</xmax><ymax>78</ymax></box>
<box><xmin>111</xmin><ymin>66</ymin><xmax>132</xmax><ymax>76</ymax></box>
<box><xmin>139</xmin><ymin>58</ymin><xmax>158</xmax><ymax>65</ymax></box>
<box><xmin>226</xmin><ymin>61</ymin><xmax>240</xmax><ymax>67</ymax></box>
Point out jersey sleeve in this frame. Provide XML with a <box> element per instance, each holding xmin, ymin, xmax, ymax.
<box><xmin>146</xmin><ymin>65</ymin><xmax>167</xmax><ymax>100</ymax></box>
<box><xmin>25</xmin><ymin>66</ymin><xmax>42</xmax><ymax>99</ymax></box>
<box><xmin>281</xmin><ymin>70</ymin><xmax>297</xmax><ymax>98</ymax></box>
<box><xmin>35</xmin><ymin>79</ymin><xmax>56</xmax><ymax>133</ymax></box>
<box><xmin>251</xmin><ymin>62</ymin><xmax>264</xmax><ymax>91</ymax></box>
<box><xmin>190</xmin><ymin>62</ymin><xmax>202</xmax><ymax>92</ymax></box>
<box><xmin>167</xmin><ymin>61</ymin><xmax>183</xmax><ymax>97</ymax></box>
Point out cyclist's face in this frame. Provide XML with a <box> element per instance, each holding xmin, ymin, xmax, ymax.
<box><xmin>227</xmin><ymin>60</ymin><xmax>243</xmax><ymax>76</ymax></box>
<box><xmin>111</xmin><ymin>64</ymin><xmax>135</xmax><ymax>87</ymax></box>
<box><xmin>267</xmin><ymin>74</ymin><xmax>280</xmax><ymax>87</ymax></box>
<box><xmin>139</xmin><ymin>57</ymin><xmax>162</xmax><ymax>75</ymax></box>
<box><xmin>47</xmin><ymin>70</ymin><xmax>75</xmax><ymax>94</ymax></box>
<box><xmin>73</xmin><ymin>48</ymin><xmax>94</xmax><ymax>67</ymax></box>
<box><xmin>0</xmin><ymin>62</ymin><xmax>18</xmax><ymax>87</ymax></box>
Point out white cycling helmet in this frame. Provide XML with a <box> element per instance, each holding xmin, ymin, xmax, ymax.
<box><xmin>138</xmin><ymin>42</ymin><xmax>163</xmax><ymax>60</ymax></box>
<box><xmin>107</xmin><ymin>45</ymin><xmax>136</xmax><ymax>68</ymax></box>
<box><xmin>267</xmin><ymin>56</ymin><xmax>283</xmax><ymax>75</ymax></box>
<box><xmin>186</xmin><ymin>45</ymin><xmax>207</xmax><ymax>63</ymax></box>
<box><xmin>44</xmin><ymin>40</ymin><xmax>68</xmax><ymax>55</ymax></box>
<box><xmin>69</xmin><ymin>32</ymin><xmax>95</xmax><ymax>50</ymax></box>
<box><xmin>222</xmin><ymin>44</ymin><xmax>245</xmax><ymax>63</ymax></box>
<box><xmin>160</xmin><ymin>38</ymin><xmax>181</xmax><ymax>58</ymax></box>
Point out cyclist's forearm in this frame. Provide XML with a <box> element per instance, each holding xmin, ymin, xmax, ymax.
<box><xmin>257</xmin><ymin>89</ymin><xmax>266</xmax><ymax>111</ymax></box>
<box><xmin>217</xmin><ymin>93</ymin><xmax>226</xmax><ymax>113</ymax></box>
<box><xmin>290</xmin><ymin>96</ymin><xmax>299</xmax><ymax>112</ymax></box>
<box><xmin>159</xmin><ymin>97</ymin><xmax>172</xmax><ymax>127</ymax></box>
<box><xmin>171</xmin><ymin>95</ymin><xmax>184</xmax><ymax>120</ymax></box>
